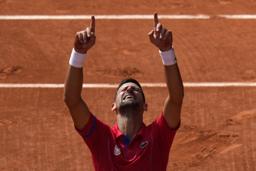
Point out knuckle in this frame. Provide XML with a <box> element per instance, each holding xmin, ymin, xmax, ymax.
<box><xmin>77</xmin><ymin>31</ymin><xmax>84</xmax><ymax>34</ymax></box>
<box><xmin>76</xmin><ymin>32</ymin><xmax>81</xmax><ymax>37</ymax></box>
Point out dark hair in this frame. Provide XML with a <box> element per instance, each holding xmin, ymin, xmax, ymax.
<box><xmin>116</xmin><ymin>78</ymin><xmax>145</xmax><ymax>102</ymax></box>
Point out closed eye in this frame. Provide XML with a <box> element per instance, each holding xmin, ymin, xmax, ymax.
<box><xmin>121</xmin><ymin>86</ymin><xmax>141</xmax><ymax>92</ymax></box>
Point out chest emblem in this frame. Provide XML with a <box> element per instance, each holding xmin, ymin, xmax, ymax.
<box><xmin>114</xmin><ymin>145</ymin><xmax>121</xmax><ymax>156</ymax></box>
<box><xmin>139</xmin><ymin>140</ymin><xmax>149</xmax><ymax>149</ymax></box>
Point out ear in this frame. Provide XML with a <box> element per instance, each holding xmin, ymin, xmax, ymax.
<box><xmin>143</xmin><ymin>103</ymin><xmax>148</xmax><ymax>111</ymax></box>
<box><xmin>112</xmin><ymin>103</ymin><xmax>117</xmax><ymax>112</ymax></box>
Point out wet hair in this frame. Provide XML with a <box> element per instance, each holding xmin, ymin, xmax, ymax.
<box><xmin>116</xmin><ymin>78</ymin><xmax>145</xmax><ymax>102</ymax></box>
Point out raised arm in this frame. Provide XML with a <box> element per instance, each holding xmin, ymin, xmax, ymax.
<box><xmin>64</xmin><ymin>16</ymin><xmax>96</xmax><ymax>130</ymax></box>
<box><xmin>148</xmin><ymin>13</ymin><xmax>184</xmax><ymax>129</ymax></box>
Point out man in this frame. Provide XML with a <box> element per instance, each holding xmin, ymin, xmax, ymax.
<box><xmin>64</xmin><ymin>13</ymin><xmax>184</xmax><ymax>171</ymax></box>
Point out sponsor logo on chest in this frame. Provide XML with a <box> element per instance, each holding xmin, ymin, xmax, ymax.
<box><xmin>113</xmin><ymin>140</ymin><xmax>149</xmax><ymax>156</ymax></box>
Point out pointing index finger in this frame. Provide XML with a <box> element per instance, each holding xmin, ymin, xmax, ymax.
<box><xmin>90</xmin><ymin>16</ymin><xmax>95</xmax><ymax>33</ymax></box>
<box><xmin>154</xmin><ymin>13</ymin><xmax>159</xmax><ymax>27</ymax></box>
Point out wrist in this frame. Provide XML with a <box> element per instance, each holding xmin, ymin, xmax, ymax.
<box><xmin>74</xmin><ymin>47</ymin><xmax>87</xmax><ymax>54</ymax></box>
<box><xmin>69</xmin><ymin>48</ymin><xmax>87</xmax><ymax>68</ymax></box>
<box><xmin>159</xmin><ymin>46</ymin><xmax>172</xmax><ymax>52</ymax></box>
<box><xmin>159</xmin><ymin>48</ymin><xmax>177</xmax><ymax>66</ymax></box>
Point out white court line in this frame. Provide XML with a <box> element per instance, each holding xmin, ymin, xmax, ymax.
<box><xmin>218</xmin><ymin>14</ymin><xmax>256</xmax><ymax>19</ymax></box>
<box><xmin>0</xmin><ymin>14</ymin><xmax>256</xmax><ymax>20</ymax></box>
<box><xmin>0</xmin><ymin>15</ymin><xmax>210</xmax><ymax>20</ymax></box>
<box><xmin>0</xmin><ymin>82</ymin><xmax>256</xmax><ymax>88</ymax></box>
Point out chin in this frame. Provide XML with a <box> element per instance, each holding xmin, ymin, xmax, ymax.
<box><xmin>119</xmin><ymin>101</ymin><xmax>140</xmax><ymax>113</ymax></box>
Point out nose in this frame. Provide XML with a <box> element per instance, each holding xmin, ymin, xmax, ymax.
<box><xmin>126</xmin><ymin>86</ymin><xmax>133</xmax><ymax>92</ymax></box>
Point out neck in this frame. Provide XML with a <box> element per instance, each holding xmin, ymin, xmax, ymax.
<box><xmin>117</xmin><ymin>111</ymin><xmax>143</xmax><ymax>140</ymax></box>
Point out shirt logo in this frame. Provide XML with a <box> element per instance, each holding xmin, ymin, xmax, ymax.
<box><xmin>140</xmin><ymin>140</ymin><xmax>149</xmax><ymax>149</ymax></box>
<box><xmin>114</xmin><ymin>145</ymin><xmax>121</xmax><ymax>156</ymax></box>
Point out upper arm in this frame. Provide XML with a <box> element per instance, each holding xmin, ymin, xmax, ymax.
<box><xmin>163</xmin><ymin>95</ymin><xmax>183</xmax><ymax>129</ymax></box>
<box><xmin>64</xmin><ymin>66</ymin><xmax>91</xmax><ymax>130</ymax></box>
<box><xmin>66</xmin><ymin>98</ymin><xmax>91</xmax><ymax>130</ymax></box>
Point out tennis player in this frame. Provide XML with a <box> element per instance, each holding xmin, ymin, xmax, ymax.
<box><xmin>64</xmin><ymin>13</ymin><xmax>184</xmax><ymax>171</ymax></box>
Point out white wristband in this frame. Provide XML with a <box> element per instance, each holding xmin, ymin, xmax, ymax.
<box><xmin>69</xmin><ymin>48</ymin><xmax>87</xmax><ymax>68</ymax></box>
<box><xmin>159</xmin><ymin>48</ymin><xmax>177</xmax><ymax>66</ymax></box>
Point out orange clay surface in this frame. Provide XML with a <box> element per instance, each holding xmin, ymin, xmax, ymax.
<box><xmin>0</xmin><ymin>1</ymin><xmax>256</xmax><ymax>171</ymax></box>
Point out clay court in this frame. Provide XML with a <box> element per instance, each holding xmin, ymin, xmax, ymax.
<box><xmin>1</xmin><ymin>0</ymin><xmax>256</xmax><ymax>170</ymax></box>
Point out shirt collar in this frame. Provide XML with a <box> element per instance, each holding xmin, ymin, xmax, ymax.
<box><xmin>112</xmin><ymin>122</ymin><xmax>146</xmax><ymax>140</ymax></box>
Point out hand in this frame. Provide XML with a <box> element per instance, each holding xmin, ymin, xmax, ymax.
<box><xmin>148</xmin><ymin>13</ymin><xmax>172</xmax><ymax>52</ymax></box>
<box><xmin>74</xmin><ymin>16</ymin><xmax>96</xmax><ymax>54</ymax></box>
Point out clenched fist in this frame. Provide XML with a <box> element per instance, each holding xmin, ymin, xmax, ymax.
<box><xmin>148</xmin><ymin>13</ymin><xmax>172</xmax><ymax>52</ymax></box>
<box><xmin>74</xmin><ymin>16</ymin><xmax>96</xmax><ymax>54</ymax></box>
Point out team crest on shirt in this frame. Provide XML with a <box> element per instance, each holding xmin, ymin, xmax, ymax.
<box><xmin>114</xmin><ymin>145</ymin><xmax>121</xmax><ymax>156</ymax></box>
<box><xmin>139</xmin><ymin>140</ymin><xmax>149</xmax><ymax>149</ymax></box>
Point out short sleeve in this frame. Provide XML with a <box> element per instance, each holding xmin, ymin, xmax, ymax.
<box><xmin>74</xmin><ymin>113</ymin><xmax>112</xmax><ymax>154</ymax></box>
<box><xmin>152</xmin><ymin>113</ymin><xmax>180</xmax><ymax>149</ymax></box>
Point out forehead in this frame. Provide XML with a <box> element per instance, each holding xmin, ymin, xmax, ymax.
<box><xmin>117</xmin><ymin>82</ymin><xmax>141</xmax><ymax>92</ymax></box>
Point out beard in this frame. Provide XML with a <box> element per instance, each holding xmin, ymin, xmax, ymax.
<box><xmin>118</xmin><ymin>100</ymin><xmax>141</xmax><ymax>115</ymax></box>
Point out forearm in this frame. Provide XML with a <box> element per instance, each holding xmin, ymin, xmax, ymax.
<box><xmin>64</xmin><ymin>45</ymin><xmax>88</xmax><ymax>106</ymax></box>
<box><xmin>159</xmin><ymin>48</ymin><xmax>184</xmax><ymax>102</ymax></box>
<box><xmin>64</xmin><ymin>66</ymin><xmax>83</xmax><ymax>107</ymax></box>
<box><xmin>163</xmin><ymin>57</ymin><xmax>184</xmax><ymax>128</ymax></box>
<box><xmin>164</xmin><ymin>63</ymin><xmax>184</xmax><ymax>103</ymax></box>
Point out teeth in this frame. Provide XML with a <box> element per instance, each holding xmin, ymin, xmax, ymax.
<box><xmin>123</xmin><ymin>94</ymin><xmax>134</xmax><ymax>100</ymax></box>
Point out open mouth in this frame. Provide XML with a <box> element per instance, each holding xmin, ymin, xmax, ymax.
<box><xmin>122</xmin><ymin>94</ymin><xmax>135</xmax><ymax>100</ymax></box>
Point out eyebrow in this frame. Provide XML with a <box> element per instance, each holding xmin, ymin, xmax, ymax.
<box><xmin>121</xmin><ymin>85</ymin><xmax>141</xmax><ymax>91</ymax></box>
